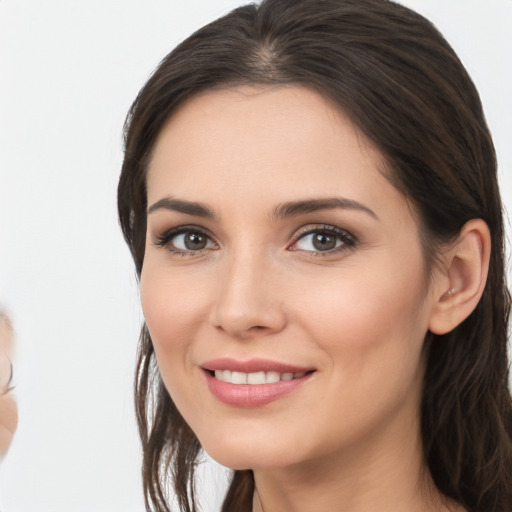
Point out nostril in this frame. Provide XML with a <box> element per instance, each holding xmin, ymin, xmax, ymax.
<box><xmin>249</xmin><ymin>325</ymin><xmax>267</xmax><ymax>332</ymax></box>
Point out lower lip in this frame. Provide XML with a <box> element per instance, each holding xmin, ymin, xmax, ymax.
<box><xmin>203</xmin><ymin>370</ymin><xmax>314</xmax><ymax>408</ymax></box>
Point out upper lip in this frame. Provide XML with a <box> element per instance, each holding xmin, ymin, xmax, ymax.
<box><xmin>201</xmin><ymin>358</ymin><xmax>315</xmax><ymax>374</ymax></box>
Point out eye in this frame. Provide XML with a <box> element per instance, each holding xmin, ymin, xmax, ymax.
<box><xmin>290</xmin><ymin>225</ymin><xmax>356</xmax><ymax>254</ymax></box>
<box><xmin>155</xmin><ymin>226</ymin><xmax>217</xmax><ymax>254</ymax></box>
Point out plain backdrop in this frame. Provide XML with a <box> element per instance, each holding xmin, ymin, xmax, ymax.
<box><xmin>0</xmin><ymin>1</ymin><xmax>511</xmax><ymax>511</ymax></box>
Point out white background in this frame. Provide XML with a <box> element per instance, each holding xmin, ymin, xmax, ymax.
<box><xmin>0</xmin><ymin>1</ymin><xmax>511</xmax><ymax>511</ymax></box>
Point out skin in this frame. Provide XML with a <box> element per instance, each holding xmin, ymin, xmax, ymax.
<box><xmin>141</xmin><ymin>85</ymin><xmax>467</xmax><ymax>511</ymax></box>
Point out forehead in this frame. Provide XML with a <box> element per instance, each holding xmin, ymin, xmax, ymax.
<box><xmin>147</xmin><ymin>85</ymin><xmax>392</xmax><ymax>203</ymax></box>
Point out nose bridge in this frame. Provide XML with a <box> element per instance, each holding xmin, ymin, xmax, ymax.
<box><xmin>211</xmin><ymin>242</ymin><xmax>285</xmax><ymax>338</ymax></box>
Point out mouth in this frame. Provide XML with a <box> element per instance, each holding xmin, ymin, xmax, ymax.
<box><xmin>206</xmin><ymin>369</ymin><xmax>313</xmax><ymax>385</ymax></box>
<box><xmin>200</xmin><ymin>358</ymin><xmax>316</xmax><ymax>408</ymax></box>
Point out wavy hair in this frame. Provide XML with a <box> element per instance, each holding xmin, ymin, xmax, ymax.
<box><xmin>118</xmin><ymin>0</ymin><xmax>512</xmax><ymax>510</ymax></box>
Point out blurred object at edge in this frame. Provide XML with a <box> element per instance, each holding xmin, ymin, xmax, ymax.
<box><xmin>0</xmin><ymin>311</ymin><xmax>17</xmax><ymax>459</ymax></box>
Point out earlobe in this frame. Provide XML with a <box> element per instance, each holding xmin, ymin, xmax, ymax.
<box><xmin>429</xmin><ymin>219</ymin><xmax>491</xmax><ymax>335</ymax></box>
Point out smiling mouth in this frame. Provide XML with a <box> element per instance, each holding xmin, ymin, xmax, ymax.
<box><xmin>201</xmin><ymin>361</ymin><xmax>316</xmax><ymax>407</ymax></box>
<box><xmin>207</xmin><ymin>369</ymin><xmax>314</xmax><ymax>385</ymax></box>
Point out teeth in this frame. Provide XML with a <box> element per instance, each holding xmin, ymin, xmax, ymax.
<box><xmin>213</xmin><ymin>370</ymin><xmax>308</xmax><ymax>384</ymax></box>
<box><xmin>231</xmin><ymin>371</ymin><xmax>247</xmax><ymax>384</ymax></box>
<box><xmin>247</xmin><ymin>371</ymin><xmax>266</xmax><ymax>385</ymax></box>
<box><xmin>266</xmin><ymin>371</ymin><xmax>280</xmax><ymax>383</ymax></box>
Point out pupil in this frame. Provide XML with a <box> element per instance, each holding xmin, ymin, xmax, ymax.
<box><xmin>313</xmin><ymin>233</ymin><xmax>336</xmax><ymax>251</ymax></box>
<box><xmin>185</xmin><ymin>233</ymin><xmax>206</xmax><ymax>250</ymax></box>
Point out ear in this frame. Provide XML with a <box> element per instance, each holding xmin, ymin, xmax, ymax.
<box><xmin>429</xmin><ymin>219</ymin><xmax>491</xmax><ymax>335</ymax></box>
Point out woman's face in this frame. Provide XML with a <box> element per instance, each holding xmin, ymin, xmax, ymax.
<box><xmin>141</xmin><ymin>85</ymin><xmax>442</xmax><ymax>471</ymax></box>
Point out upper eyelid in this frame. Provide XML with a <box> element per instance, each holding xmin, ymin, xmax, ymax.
<box><xmin>292</xmin><ymin>224</ymin><xmax>355</xmax><ymax>240</ymax></box>
<box><xmin>154</xmin><ymin>224</ymin><xmax>215</xmax><ymax>241</ymax></box>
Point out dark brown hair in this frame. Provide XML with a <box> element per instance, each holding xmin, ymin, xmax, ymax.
<box><xmin>118</xmin><ymin>0</ymin><xmax>512</xmax><ymax>510</ymax></box>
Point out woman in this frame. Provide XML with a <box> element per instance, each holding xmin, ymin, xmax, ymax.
<box><xmin>118</xmin><ymin>0</ymin><xmax>512</xmax><ymax>510</ymax></box>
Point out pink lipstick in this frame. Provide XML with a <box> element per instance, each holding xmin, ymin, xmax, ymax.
<box><xmin>201</xmin><ymin>358</ymin><xmax>315</xmax><ymax>408</ymax></box>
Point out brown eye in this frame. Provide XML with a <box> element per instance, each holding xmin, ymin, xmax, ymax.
<box><xmin>312</xmin><ymin>233</ymin><xmax>337</xmax><ymax>251</ymax></box>
<box><xmin>156</xmin><ymin>227</ymin><xmax>217</xmax><ymax>254</ymax></box>
<box><xmin>291</xmin><ymin>226</ymin><xmax>356</xmax><ymax>255</ymax></box>
<box><xmin>184</xmin><ymin>232</ymin><xmax>207</xmax><ymax>250</ymax></box>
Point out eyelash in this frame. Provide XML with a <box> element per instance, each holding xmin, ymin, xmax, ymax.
<box><xmin>289</xmin><ymin>225</ymin><xmax>356</xmax><ymax>256</ymax></box>
<box><xmin>155</xmin><ymin>225</ymin><xmax>217</xmax><ymax>256</ymax></box>
<box><xmin>154</xmin><ymin>224</ymin><xmax>357</xmax><ymax>257</ymax></box>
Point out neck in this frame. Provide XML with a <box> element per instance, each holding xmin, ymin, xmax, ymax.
<box><xmin>251</xmin><ymin>408</ymin><xmax>462</xmax><ymax>512</ymax></box>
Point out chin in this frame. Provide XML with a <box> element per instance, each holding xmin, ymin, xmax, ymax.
<box><xmin>200</xmin><ymin>432</ymin><xmax>302</xmax><ymax>471</ymax></box>
<box><xmin>206</xmin><ymin>450</ymin><xmax>294</xmax><ymax>472</ymax></box>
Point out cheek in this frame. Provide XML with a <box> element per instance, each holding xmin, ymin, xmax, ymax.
<box><xmin>289</xmin><ymin>254</ymin><xmax>430</xmax><ymax>381</ymax></box>
<box><xmin>140</xmin><ymin>264</ymin><xmax>211</xmax><ymax>376</ymax></box>
<box><xmin>281</xmin><ymin>266</ymin><xmax>429</xmax><ymax>451</ymax></box>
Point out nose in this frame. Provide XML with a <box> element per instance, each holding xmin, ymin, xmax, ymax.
<box><xmin>210</xmin><ymin>250</ymin><xmax>287</xmax><ymax>339</ymax></box>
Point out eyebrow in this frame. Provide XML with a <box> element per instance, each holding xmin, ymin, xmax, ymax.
<box><xmin>147</xmin><ymin>196</ymin><xmax>378</xmax><ymax>221</ymax></box>
<box><xmin>272</xmin><ymin>197</ymin><xmax>378</xmax><ymax>220</ymax></box>
<box><xmin>147</xmin><ymin>197</ymin><xmax>216</xmax><ymax>218</ymax></box>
